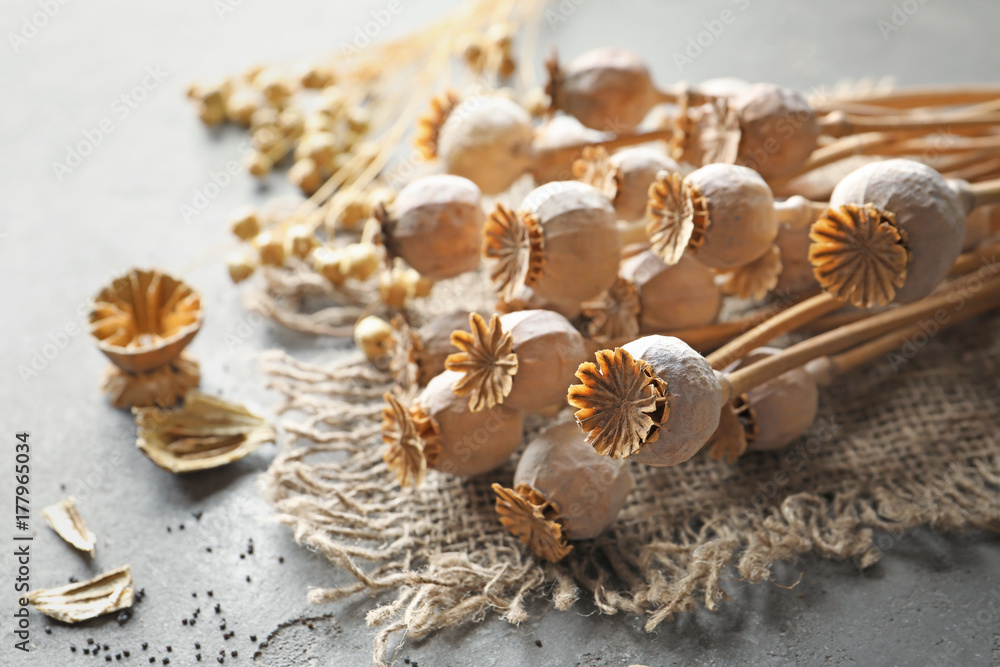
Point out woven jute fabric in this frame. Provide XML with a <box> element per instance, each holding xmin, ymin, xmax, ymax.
<box><xmin>259</xmin><ymin>268</ymin><xmax>1000</xmax><ymax>666</ymax></box>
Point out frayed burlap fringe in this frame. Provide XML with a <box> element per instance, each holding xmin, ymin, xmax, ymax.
<box><xmin>261</xmin><ymin>312</ymin><xmax>1000</xmax><ymax>666</ymax></box>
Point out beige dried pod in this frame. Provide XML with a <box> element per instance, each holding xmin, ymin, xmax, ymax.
<box><xmin>133</xmin><ymin>391</ymin><xmax>276</xmax><ymax>473</ymax></box>
<box><xmin>27</xmin><ymin>566</ymin><xmax>134</xmax><ymax>624</ymax></box>
<box><xmin>485</xmin><ymin>181</ymin><xmax>620</xmax><ymax>306</ymax></box>
<box><xmin>313</xmin><ymin>247</ymin><xmax>348</xmax><ymax>286</ymax></box>
<box><xmin>963</xmin><ymin>204</ymin><xmax>998</xmax><ymax>251</ymax></box>
<box><xmin>226</xmin><ymin>251</ymin><xmax>257</xmax><ymax>284</ymax></box>
<box><xmin>354</xmin><ymin>315</ymin><xmax>394</xmax><ymax>363</ymax></box>
<box><xmin>708</xmin><ymin>348</ymin><xmax>819</xmax><ymax>461</ymax></box>
<box><xmin>619</xmin><ymin>250</ymin><xmax>721</xmax><ymax>332</ymax></box>
<box><xmin>608</xmin><ymin>146</ymin><xmax>680</xmax><ymax>223</ymax></box>
<box><xmin>437</xmin><ymin>95</ymin><xmax>534</xmax><ymax>195</ymax></box>
<box><xmin>493</xmin><ymin>421</ymin><xmax>634</xmax><ymax>562</ymax></box>
<box><xmin>530</xmin><ymin>115</ymin><xmax>610</xmax><ymax>185</ymax></box>
<box><xmin>815</xmin><ymin>159</ymin><xmax>966</xmax><ymax>305</ymax></box>
<box><xmin>381</xmin><ymin>373</ymin><xmax>525</xmax><ymax>487</ymax></box>
<box><xmin>547</xmin><ymin>48</ymin><xmax>658</xmax><ymax>132</ymax></box>
<box><xmin>377</xmin><ymin>174</ymin><xmax>484</xmax><ymax>280</ymax></box>
<box><xmin>391</xmin><ymin>311</ymin><xmax>473</xmax><ymax>388</ymax></box>
<box><xmin>445</xmin><ymin>311</ymin><xmax>587</xmax><ymax>413</ymax></box>
<box><xmin>42</xmin><ymin>497</ymin><xmax>96</xmax><ymax>558</ymax></box>
<box><xmin>732</xmin><ymin>83</ymin><xmax>820</xmax><ymax>180</ymax></box>
<box><xmin>253</xmin><ymin>231</ymin><xmax>286</xmax><ymax>266</ymax></box>
<box><xmin>340</xmin><ymin>242</ymin><xmax>379</xmax><ymax>281</ymax></box>
<box><xmin>568</xmin><ymin>336</ymin><xmax>723</xmax><ymax>467</ymax></box>
<box><xmin>225</xmin><ymin>87</ymin><xmax>262</xmax><ymax>126</ymax></box>
<box><xmin>682</xmin><ymin>164</ymin><xmax>778</xmax><ymax>270</ymax></box>
<box><xmin>101</xmin><ymin>352</ymin><xmax>200</xmax><ymax>410</ymax></box>
<box><xmin>89</xmin><ymin>269</ymin><xmax>203</xmax><ymax>377</ymax></box>
<box><xmin>774</xmin><ymin>220</ymin><xmax>819</xmax><ymax>296</ymax></box>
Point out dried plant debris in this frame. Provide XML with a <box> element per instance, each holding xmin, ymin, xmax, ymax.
<box><xmin>571</xmin><ymin>146</ymin><xmax>618</xmax><ymax>200</ymax></box>
<box><xmin>719</xmin><ymin>244</ymin><xmax>783</xmax><ymax>301</ymax></box>
<box><xmin>42</xmin><ymin>497</ymin><xmax>96</xmax><ymax>558</ymax></box>
<box><xmin>27</xmin><ymin>566</ymin><xmax>133</xmax><ymax>623</ymax></box>
<box><xmin>492</xmin><ymin>483</ymin><xmax>572</xmax><ymax>563</ymax></box>
<box><xmin>133</xmin><ymin>391</ymin><xmax>276</xmax><ymax>473</ymax></box>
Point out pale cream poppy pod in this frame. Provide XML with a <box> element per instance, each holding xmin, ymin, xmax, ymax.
<box><xmin>773</xmin><ymin>221</ymin><xmax>819</xmax><ymax>296</ymax></box>
<box><xmin>686</xmin><ymin>163</ymin><xmax>778</xmax><ymax>270</ymax></box>
<box><xmin>827</xmin><ymin>159</ymin><xmax>966</xmax><ymax>304</ymax></box>
<box><xmin>437</xmin><ymin>95</ymin><xmax>534</xmax><ymax>195</ymax></box>
<box><xmin>380</xmin><ymin>174</ymin><xmax>485</xmax><ymax>281</ymax></box>
<box><xmin>610</xmin><ymin>146</ymin><xmax>680</xmax><ymax>223</ymax></box>
<box><xmin>521</xmin><ymin>180</ymin><xmax>621</xmax><ymax>304</ymax></box>
<box><xmin>414</xmin><ymin>311</ymin><xmax>473</xmax><ymax>387</ymax></box>
<box><xmin>514</xmin><ymin>422</ymin><xmax>634</xmax><ymax>540</ymax></box>
<box><xmin>551</xmin><ymin>47</ymin><xmax>658</xmax><ymax>132</ymax></box>
<box><xmin>731</xmin><ymin>83</ymin><xmax>820</xmax><ymax>180</ymax></box>
<box><xmin>729</xmin><ymin>348</ymin><xmax>819</xmax><ymax>452</ymax></box>
<box><xmin>416</xmin><ymin>371</ymin><xmax>525</xmax><ymax>477</ymax></box>
<box><xmin>619</xmin><ymin>251</ymin><xmax>721</xmax><ymax>332</ymax></box>
<box><xmin>499</xmin><ymin>310</ymin><xmax>588</xmax><ymax>411</ymax></box>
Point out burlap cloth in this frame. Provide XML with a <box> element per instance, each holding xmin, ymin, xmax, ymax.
<box><xmin>258</xmin><ymin>268</ymin><xmax>1000</xmax><ymax>665</ymax></box>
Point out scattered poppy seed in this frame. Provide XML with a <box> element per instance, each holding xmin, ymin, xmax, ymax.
<box><xmin>106</xmin><ymin>656</ymin><xmax>112</xmax><ymax>662</ymax></box>
<box><xmin>239</xmin><ymin>554</ymin><xmax>245</xmax><ymax>560</ymax></box>
<box><xmin>104</xmin><ymin>644</ymin><xmax>110</xmax><ymax>651</ymax></box>
<box><xmin>232</xmin><ymin>651</ymin><xmax>238</xmax><ymax>657</ymax></box>
<box><xmin>163</xmin><ymin>660</ymin><xmax>170</xmax><ymax>665</ymax></box>
<box><xmin>195</xmin><ymin>643</ymin><xmax>201</xmax><ymax>649</ymax></box>
<box><xmin>166</xmin><ymin>646</ymin><xmax>172</xmax><ymax>652</ymax></box>
<box><xmin>196</xmin><ymin>655</ymin><xmax>201</xmax><ymax>662</ymax></box>
<box><xmin>148</xmin><ymin>659</ymin><xmax>155</xmax><ymax>664</ymax></box>
<box><xmin>70</xmin><ymin>576</ymin><xmax>79</xmax><ymax>583</ymax></box>
<box><xmin>179</xmin><ymin>524</ymin><xmax>185</xmax><ymax>530</ymax></box>
<box><xmin>182</xmin><ymin>620</ymin><xmax>188</xmax><ymax>626</ymax></box>
<box><xmin>206</xmin><ymin>547</ymin><xmax>212</xmax><ymax>553</ymax></box>
<box><xmin>71</xmin><ymin>646</ymin><xmax>77</xmax><ymax>652</ymax></box>
<box><xmin>84</xmin><ymin>649</ymin><xmax>91</xmax><ymax>655</ymax></box>
<box><xmin>278</xmin><ymin>557</ymin><xmax>284</xmax><ymax>564</ymax></box>
<box><xmin>142</xmin><ymin>642</ymin><xmax>148</xmax><ymax>650</ymax></box>
<box><xmin>535</xmin><ymin>639</ymin><xmax>542</xmax><ymax>647</ymax></box>
<box><xmin>249</xmin><ymin>635</ymin><xmax>256</xmax><ymax>642</ymax></box>
<box><xmin>207</xmin><ymin>591</ymin><xmax>214</xmax><ymax>597</ymax></box>
<box><xmin>193</xmin><ymin>511</ymin><xmax>203</xmax><ymax>520</ymax></box>
<box><xmin>246</xmin><ymin>576</ymin><xmax>251</xmax><ymax>582</ymax></box>
<box><xmin>45</xmin><ymin>627</ymin><xmax>52</xmax><ymax>634</ymax></box>
<box><xmin>124</xmin><ymin>651</ymin><xmax>130</xmax><ymax>657</ymax></box>
<box><xmin>167</xmin><ymin>527</ymin><xmax>171</xmax><ymax>533</ymax></box>
<box><xmin>217</xmin><ymin>658</ymin><xmax>224</xmax><ymax>664</ymax></box>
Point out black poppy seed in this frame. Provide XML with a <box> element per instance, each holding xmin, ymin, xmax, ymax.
<box><xmin>219</xmin><ymin>622</ymin><xmax>226</xmax><ymax>630</ymax></box>
<box><xmin>239</xmin><ymin>554</ymin><xmax>245</xmax><ymax>560</ymax></box>
<box><xmin>193</xmin><ymin>511</ymin><xmax>202</xmax><ymax>520</ymax></box>
<box><xmin>249</xmin><ymin>635</ymin><xmax>256</xmax><ymax>642</ymax></box>
<box><xmin>166</xmin><ymin>646</ymin><xmax>172</xmax><ymax>652</ymax></box>
<box><xmin>45</xmin><ymin>627</ymin><xmax>52</xmax><ymax>634</ymax></box>
<box><xmin>182</xmin><ymin>620</ymin><xmax>188</xmax><ymax>626</ymax></box>
<box><xmin>231</xmin><ymin>651</ymin><xmax>238</xmax><ymax>657</ymax></box>
<box><xmin>148</xmin><ymin>658</ymin><xmax>155</xmax><ymax>664</ymax></box>
<box><xmin>179</xmin><ymin>524</ymin><xmax>184</xmax><ymax>530</ymax></box>
<box><xmin>535</xmin><ymin>639</ymin><xmax>542</xmax><ymax>647</ymax></box>
<box><xmin>84</xmin><ymin>649</ymin><xmax>91</xmax><ymax>655</ymax></box>
<box><xmin>246</xmin><ymin>576</ymin><xmax>251</xmax><ymax>582</ymax></box>
<box><xmin>219</xmin><ymin>650</ymin><xmax>225</xmax><ymax>656</ymax></box>
<box><xmin>192</xmin><ymin>592</ymin><xmax>197</xmax><ymax>598</ymax></box>
<box><xmin>70</xmin><ymin>576</ymin><xmax>79</xmax><ymax>583</ymax></box>
<box><xmin>214</xmin><ymin>604</ymin><xmax>221</xmax><ymax>613</ymax></box>
<box><xmin>124</xmin><ymin>651</ymin><xmax>130</xmax><ymax>657</ymax></box>
<box><xmin>247</xmin><ymin>545</ymin><xmax>254</xmax><ymax>555</ymax></box>
<box><xmin>104</xmin><ymin>644</ymin><xmax>110</xmax><ymax>651</ymax></box>
<box><xmin>167</xmin><ymin>526</ymin><xmax>171</xmax><ymax>533</ymax></box>
<box><xmin>116</xmin><ymin>654</ymin><xmax>121</xmax><ymax>661</ymax></box>
<box><xmin>190</xmin><ymin>619</ymin><xmax>196</xmax><ymax>626</ymax></box>
<box><xmin>207</xmin><ymin>590</ymin><xmax>213</xmax><ymax>597</ymax></box>
<box><xmin>71</xmin><ymin>646</ymin><xmax>77</xmax><ymax>652</ymax></box>
<box><xmin>88</xmin><ymin>638</ymin><xmax>95</xmax><ymax>645</ymax></box>
<box><xmin>403</xmin><ymin>659</ymin><xmax>410</xmax><ymax>665</ymax></box>
<box><xmin>106</xmin><ymin>656</ymin><xmax>112</xmax><ymax>662</ymax></box>
<box><xmin>306</xmin><ymin>622</ymin><xmax>314</xmax><ymax>630</ymax></box>
<box><xmin>142</xmin><ymin>642</ymin><xmax>148</xmax><ymax>650</ymax></box>
<box><xmin>278</xmin><ymin>556</ymin><xmax>284</xmax><ymax>564</ymax></box>
<box><xmin>206</xmin><ymin>547</ymin><xmax>212</xmax><ymax>553</ymax></box>
<box><xmin>217</xmin><ymin>658</ymin><xmax>223</xmax><ymax>664</ymax></box>
<box><xmin>195</xmin><ymin>642</ymin><xmax>201</xmax><ymax>649</ymax></box>
<box><xmin>196</xmin><ymin>655</ymin><xmax>201</xmax><ymax>662</ymax></box>
<box><xmin>163</xmin><ymin>659</ymin><xmax>170</xmax><ymax>665</ymax></box>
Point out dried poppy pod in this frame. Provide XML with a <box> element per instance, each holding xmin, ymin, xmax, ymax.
<box><xmin>377</xmin><ymin>174</ymin><xmax>485</xmax><ymax>281</ymax></box>
<box><xmin>731</xmin><ymin>83</ymin><xmax>820</xmax><ymax>180</ymax></box>
<box><xmin>380</xmin><ymin>372</ymin><xmax>525</xmax><ymax>487</ymax></box>
<box><xmin>568</xmin><ymin>336</ymin><xmax>723</xmax><ymax>467</ymax></box>
<box><xmin>495</xmin><ymin>283</ymin><xmax>583</xmax><ymax>322</ymax></box>
<box><xmin>547</xmin><ymin>47</ymin><xmax>659</xmax><ymax>132</ymax></box>
<box><xmin>492</xmin><ymin>421</ymin><xmax>634</xmax><ymax>562</ymax></box>
<box><xmin>530</xmin><ymin>115</ymin><xmax>610</xmax><ymax>184</ymax></box>
<box><xmin>436</xmin><ymin>95</ymin><xmax>534</xmax><ymax>195</ymax></box>
<box><xmin>707</xmin><ymin>347</ymin><xmax>819</xmax><ymax>462</ymax></box>
<box><xmin>573</xmin><ymin>146</ymin><xmax>680</xmax><ymax>223</ymax></box>
<box><xmin>619</xmin><ymin>251</ymin><xmax>721</xmax><ymax>332</ymax></box>
<box><xmin>484</xmin><ymin>181</ymin><xmax>620</xmax><ymax>306</ymax></box>
<box><xmin>813</xmin><ymin>159</ymin><xmax>967</xmax><ymax>306</ymax></box>
<box><xmin>88</xmin><ymin>269</ymin><xmax>203</xmax><ymax>408</ymax></box>
<box><xmin>445</xmin><ymin>311</ymin><xmax>587</xmax><ymax>413</ymax></box>
<box><xmin>646</xmin><ymin>164</ymin><xmax>778</xmax><ymax>271</ymax></box>
<box><xmin>773</xmin><ymin>216</ymin><xmax>820</xmax><ymax>297</ymax></box>
<box><xmin>390</xmin><ymin>311</ymin><xmax>473</xmax><ymax>389</ymax></box>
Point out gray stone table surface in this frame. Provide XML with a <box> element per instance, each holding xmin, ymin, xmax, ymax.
<box><xmin>2</xmin><ymin>0</ymin><xmax>1000</xmax><ymax>665</ymax></box>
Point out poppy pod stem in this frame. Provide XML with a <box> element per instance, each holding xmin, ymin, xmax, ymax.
<box><xmin>720</xmin><ymin>270</ymin><xmax>1000</xmax><ymax>401</ymax></box>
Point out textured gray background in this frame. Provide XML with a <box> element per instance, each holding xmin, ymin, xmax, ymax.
<box><xmin>3</xmin><ymin>0</ymin><xmax>1000</xmax><ymax>665</ymax></box>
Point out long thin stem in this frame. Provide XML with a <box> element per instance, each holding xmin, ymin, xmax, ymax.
<box><xmin>826</xmin><ymin>288</ymin><xmax>1000</xmax><ymax>377</ymax></box>
<box><xmin>967</xmin><ymin>178</ymin><xmax>1000</xmax><ymax>208</ymax></box>
<box><xmin>820</xmin><ymin>112</ymin><xmax>1000</xmax><ymax>139</ymax></box>
<box><xmin>814</xmin><ymin>86</ymin><xmax>1000</xmax><ymax>111</ymax></box>
<box><xmin>722</xmin><ymin>271</ymin><xmax>1000</xmax><ymax>400</ymax></box>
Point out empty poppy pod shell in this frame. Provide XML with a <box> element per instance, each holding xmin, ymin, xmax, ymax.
<box><xmin>416</xmin><ymin>371</ymin><xmax>525</xmax><ymax>477</ymax></box>
<box><xmin>619</xmin><ymin>251</ymin><xmax>721</xmax><ymax>332</ymax></box>
<box><xmin>686</xmin><ymin>164</ymin><xmax>778</xmax><ymax>270</ymax></box>
<box><xmin>553</xmin><ymin>47</ymin><xmax>657</xmax><ymax>132</ymax></box>
<box><xmin>622</xmin><ymin>336</ymin><xmax>723</xmax><ymax>466</ymax></box>
<box><xmin>500</xmin><ymin>310</ymin><xmax>588</xmax><ymax>412</ymax></box>
<box><xmin>521</xmin><ymin>181</ymin><xmax>621</xmax><ymax>304</ymax></box>
<box><xmin>514</xmin><ymin>422</ymin><xmax>633</xmax><ymax>540</ymax></box>
<box><xmin>531</xmin><ymin>115</ymin><xmax>610</xmax><ymax>184</ymax></box>
<box><xmin>438</xmin><ymin>96</ymin><xmax>534</xmax><ymax>195</ymax></box>
<box><xmin>828</xmin><ymin>159</ymin><xmax>966</xmax><ymax>304</ymax></box>
<box><xmin>610</xmin><ymin>147</ymin><xmax>680</xmax><ymax>223</ymax></box>
<box><xmin>381</xmin><ymin>175</ymin><xmax>485</xmax><ymax>281</ymax></box>
<box><xmin>89</xmin><ymin>269</ymin><xmax>203</xmax><ymax>374</ymax></box>
<box><xmin>732</xmin><ymin>83</ymin><xmax>820</xmax><ymax>180</ymax></box>
<box><xmin>727</xmin><ymin>348</ymin><xmax>819</xmax><ymax>452</ymax></box>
